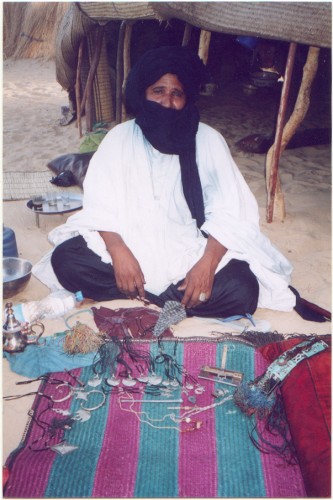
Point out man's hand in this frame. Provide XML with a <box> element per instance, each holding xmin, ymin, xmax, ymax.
<box><xmin>100</xmin><ymin>231</ymin><xmax>146</xmax><ymax>299</ymax></box>
<box><xmin>178</xmin><ymin>235</ymin><xmax>227</xmax><ymax>309</ymax></box>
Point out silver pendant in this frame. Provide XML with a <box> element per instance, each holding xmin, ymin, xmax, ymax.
<box><xmin>88</xmin><ymin>374</ymin><xmax>102</xmax><ymax>387</ymax></box>
<box><xmin>137</xmin><ymin>375</ymin><xmax>149</xmax><ymax>383</ymax></box>
<box><xmin>74</xmin><ymin>390</ymin><xmax>89</xmax><ymax>401</ymax></box>
<box><xmin>52</xmin><ymin>408</ymin><xmax>71</xmax><ymax>416</ymax></box>
<box><xmin>148</xmin><ymin>373</ymin><xmax>163</xmax><ymax>385</ymax></box>
<box><xmin>122</xmin><ymin>376</ymin><xmax>137</xmax><ymax>387</ymax></box>
<box><xmin>106</xmin><ymin>375</ymin><xmax>120</xmax><ymax>386</ymax></box>
<box><xmin>74</xmin><ymin>408</ymin><xmax>91</xmax><ymax>422</ymax></box>
<box><xmin>51</xmin><ymin>441</ymin><xmax>79</xmax><ymax>455</ymax></box>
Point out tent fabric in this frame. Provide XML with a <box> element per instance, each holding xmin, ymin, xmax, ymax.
<box><xmin>76</xmin><ymin>2</ymin><xmax>332</xmax><ymax>48</ymax></box>
<box><xmin>152</xmin><ymin>2</ymin><xmax>331</xmax><ymax>48</ymax></box>
<box><xmin>55</xmin><ymin>3</ymin><xmax>97</xmax><ymax>92</ymax></box>
<box><xmin>78</xmin><ymin>2</ymin><xmax>158</xmax><ymax>23</ymax></box>
<box><xmin>54</xmin><ymin>1</ymin><xmax>331</xmax><ymax>127</ymax></box>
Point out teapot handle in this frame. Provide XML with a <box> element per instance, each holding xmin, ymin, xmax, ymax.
<box><xmin>27</xmin><ymin>321</ymin><xmax>45</xmax><ymax>345</ymax></box>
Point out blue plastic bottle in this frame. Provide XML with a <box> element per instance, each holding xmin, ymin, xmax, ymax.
<box><xmin>3</xmin><ymin>226</ymin><xmax>18</xmax><ymax>258</ymax></box>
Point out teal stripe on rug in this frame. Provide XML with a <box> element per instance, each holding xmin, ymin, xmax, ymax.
<box><xmin>44</xmin><ymin>366</ymin><xmax>110</xmax><ymax>498</ymax></box>
<box><xmin>215</xmin><ymin>342</ymin><xmax>266</xmax><ymax>497</ymax></box>
<box><xmin>134</xmin><ymin>341</ymin><xmax>183</xmax><ymax>498</ymax></box>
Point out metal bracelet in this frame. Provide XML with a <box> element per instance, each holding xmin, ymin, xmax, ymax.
<box><xmin>80</xmin><ymin>390</ymin><xmax>106</xmax><ymax>411</ymax></box>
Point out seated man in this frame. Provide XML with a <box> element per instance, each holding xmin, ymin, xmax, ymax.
<box><xmin>34</xmin><ymin>46</ymin><xmax>299</xmax><ymax>320</ymax></box>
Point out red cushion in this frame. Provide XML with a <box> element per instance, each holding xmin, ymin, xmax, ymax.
<box><xmin>260</xmin><ymin>337</ymin><xmax>331</xmax><ymax>498</ymax></box>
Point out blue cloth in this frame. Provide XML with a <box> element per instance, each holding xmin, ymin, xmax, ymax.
<box><xmin>3</xmin><ymin>333</ymin><xmax>97</xmax><ymax>378</ymax></box>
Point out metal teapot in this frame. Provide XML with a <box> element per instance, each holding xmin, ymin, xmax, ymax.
<box><xmin>3</xmin><ymin>302</ymin><xmax>45</xmax><ymax>353</ymax></box>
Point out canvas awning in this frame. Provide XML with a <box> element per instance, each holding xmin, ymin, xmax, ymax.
<box><xmin>55</xmin><ymin>1</ymin><xmax>331</xmax><ymax>222</ymax></box>
<box><xmin>57</xmin><ymin>1</ymin><xmax>331</xmax><ymax>91</ymax></box>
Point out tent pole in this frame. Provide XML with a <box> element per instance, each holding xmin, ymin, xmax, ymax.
<box><xmin>278</xmin><ymin>46</ymin><xmax>320</xmax><ymax>152</ymax></box>
<box><xmin>80</xmin><ymin>27</ymin><xmax>104</xmax><ymax>132</ymax></box>
<box><xmin>116</xmin><ymin>21</ymin><xmax>126</xmax><ymax>124</ymax></box>
<box><xmin>266</xmin><ymin>42</ymin><xmax>297</xmax><ymax>222</ymax></box>
<box><xmin>198</xmin><ymin>29</ymin><xmax>211</xmax><ymax>65</ymax></box>
<box><xmin>182</xmin><ymin>22</ymin><xmax>192</xmax><ymax>47</ymax></box>
<box><xmin>75</xmin><ymin>38</ymin><xmax>84</xmax><ymax>138</ymax></box>
<box><xmin>122</xmin><ymin>21</ymin><xmax>134</xmax><ymax>122</ymax></box>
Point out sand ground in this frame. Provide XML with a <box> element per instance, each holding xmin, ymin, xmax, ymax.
<box><xmin>2</xmin><ymin>58</ymin><xmax>331</xmax><ymax>463</ymax></box>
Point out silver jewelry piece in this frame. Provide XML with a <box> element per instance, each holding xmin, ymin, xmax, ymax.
<box><xmin>51</xmin><ymin>383</ymin><xmax>72</xmax><ymax>403</ymax></box>
<box><xmin>80</xmin><ymin>390</ymin><xmax>106</xmax><ymax>412</ymax></box>
<box><xmin>74</xmin><ymin>408</ymin><xmax>92</xmax><ymax>422</ymax></box>
<box><xmin>74</xmin><ymin>390</ymin><xmax>90</xmax><ymax>401</ymax></box>
<box><xmin>122</xmin><ymin>376</ymin><xmax>137</xmax><ymax>387</ymax></box>
<box><xmin>87</xmin><ymin>374</ymin><xmax>102</xmax><ymax>387</ymax></box>
<box><xmin>148</xmin><ymin>373</ymin><xmax>163</xmax><ymax>385</ymax></box>
<box><xmin>50</xmin><ymin>441</ymin><xmax>79</xmax><ymax>455</ymax></box>
<box><xmin>121</xmin><ymin>398</ymin><xmax>183</xmax><ymax>403</ymax></box>
<box><xmin>52</xmin><ymin>408</ymin><xmax>71</xmax><ymax>416</ymax></box>
<box><xmin>106</xmin><ymin>375</ymin><xmax>120</xmax><ymax>386</ymax></box>
<box><xmin>199</xmin><ymin>292</ymin><xmax>207</xmax><ymax>302</ymax></box>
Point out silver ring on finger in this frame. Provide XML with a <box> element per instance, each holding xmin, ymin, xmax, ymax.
<box><xmin>199</xmin><ymin>292</ymin><xmax>207</xmax><ymax>302</ymax></box>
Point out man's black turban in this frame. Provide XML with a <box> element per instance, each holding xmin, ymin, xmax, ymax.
<box><xmin>125</xmin><ymin>46</ymin><xmax>207</xmax><ymax>115</ymax></box>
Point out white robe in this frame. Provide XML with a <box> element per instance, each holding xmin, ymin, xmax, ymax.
<box><xmin>33</xmin><ymin>119</ymin><xmax>296</xmax><ymax>311</ymax></box>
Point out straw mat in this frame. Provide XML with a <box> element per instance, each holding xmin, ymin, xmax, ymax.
<box><xmin>3</xmin><ymin>171</ymin><xmax>81</xmax><ymax>201</ymax></box>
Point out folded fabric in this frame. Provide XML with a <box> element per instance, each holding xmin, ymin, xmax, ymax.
<box><xmin>289</xmin><ymin>285</ymin><xmax>330</xmax><ymax>322</ymax></box>
<box><xmin>3</xmin><ymin>333</ymin><xmax>98</xmax><ymax>378</ymax></box>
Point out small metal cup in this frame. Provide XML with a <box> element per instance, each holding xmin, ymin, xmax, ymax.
<box><xmin>32</xmin><ymin>195</ymin><xmax>43</xmax><ymax>210</ymax></box>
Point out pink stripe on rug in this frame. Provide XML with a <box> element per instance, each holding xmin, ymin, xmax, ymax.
<box><xmin>92</xmin><ymin>373</ymin><xmax>142</xmax><ymax>497</ymax></box>
<box><xmin>178</xmin><ymin>341</ymin><xmax>218</xmax><ymax>497</ymax></box>
<box><xmin>255</xmin><ymin>350</ymin><xmax>307</xmax><ymax>498</ymax></box>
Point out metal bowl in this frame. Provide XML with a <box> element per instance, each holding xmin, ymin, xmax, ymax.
<box><xmin>3</xmin><ymin>257</ymin><xmax>32</xmax><ymax>299</ymax></box>
<box><xmin>250</xmin><ymin>71</ymin><xmax>280</xmax><ymax>88</ymax></box>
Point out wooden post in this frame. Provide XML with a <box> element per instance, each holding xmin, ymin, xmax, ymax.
<box><xmin>266</xmin><ymin>44</ymin><xmax>320</xmax><ymax>223</ymax></box>
<box><xmin>115</xmin><ymin>21</ymin><xmax>126</xmax><ymax>124</ymax></box>
<box><xmin>198</xmin><ymin>29</ymin><xmax>211</xmax><ymax>65</ymax></box>
<box><xmin>182</xmin><ymin>22</ymin><xmax>192</xmax><ymax>47</ymax></box>
<box><xmin>123</xmin><ymin>22</ymin><xmax>133</xmax><ymax>86</ymax></box>
<box><xmin>279</xmin><ymin>46</ymin><xmax>320</xmax><ymax>150</ymax></box>
<box><xmin>75</xmin><ymin>38</ymin><xmax>84</xmax><ymax>138</ymax></box>
<box><xmin>266</xmin><ymin>42</ymin><xmax>297</xmax><ymax>222</ymax></box>
<box><xmin>122</xmin><ymin>21</ymin><xmax>134</xmax><ymax>121</ymax></box>
<box><xmin>80</xmin><ymin>27</ymin><xmax>104</xmax><ymax>131</ymax></box>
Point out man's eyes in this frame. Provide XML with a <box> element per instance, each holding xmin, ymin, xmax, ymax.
<box><xmin>152</xmin><ymin>88</ymin><xmax>184</xmax><ymax>97</ymax></box>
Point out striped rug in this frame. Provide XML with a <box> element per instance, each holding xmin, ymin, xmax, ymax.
<box><xmin>4</xmin><ymin>339</ymin><xmax>306</xmax><ymax>498</ymax></box>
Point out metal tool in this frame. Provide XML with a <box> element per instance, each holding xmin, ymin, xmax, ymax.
<box><xmin>198</xmin><ymin>345</ymin><xmax>243</xmax><ymax>387</ymax></box>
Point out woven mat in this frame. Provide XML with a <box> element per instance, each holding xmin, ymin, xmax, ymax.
<box><xmin>4</xmin><ymin>338</ymin><xmax>306</xmax><ymax>498</ymax></box>
<box><xmin>3</xmin><ymin>171</ymin><xmax>82</xmax><ymax>201</ymax></box>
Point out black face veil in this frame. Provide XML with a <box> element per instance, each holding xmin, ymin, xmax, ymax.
<box><xmin>125</xmin><ymin>46</ymin><xmax>208</xmax><ymax>230</ymax></box>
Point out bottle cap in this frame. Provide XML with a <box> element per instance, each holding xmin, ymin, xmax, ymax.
<box><xmin>75</xmin><ymin>291</ymin><xmax>84</xmax><ymax>302</ymax></box>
